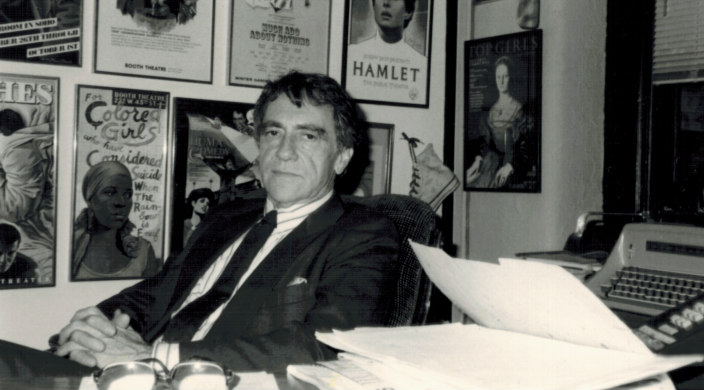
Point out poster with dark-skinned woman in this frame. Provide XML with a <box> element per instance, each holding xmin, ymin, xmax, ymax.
<box><xmin>464</xmin><ymin>30</ymin><xmax>542</xmax><ymax>193</ymax></box>
<box><xmin>71</xmin><ymin>85</ymin><xmax>170</xmax><ymax>281</ymax></box>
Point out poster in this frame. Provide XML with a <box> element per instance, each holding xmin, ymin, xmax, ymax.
<box><xmin>228</xmin><ymin>0</ymin><xmax>331</xmax><ymax>88</ymax></box>
<box><xmin>353</xmin><ymin>122</ymin><xmax>393</xmax><ymax>197</ymax></box>
<box><xmin>343</xmin><ymin>0</ymin><xmax>432</xmax><ymax>107</ymax></box>
<box><xmin>464</xmin><ymin>30</ymin><xmax>541</xmax><ymax>193</ymax></box>
<box><xmin>94</xmin><ymin>1</ymin><xmax>214</xmax><ymax>83</ymax></box>
<box><xmin>0</xmin><ymin>0</ymin><xmax>82</xmax><ymax>66</ymax></box>
<box><xmin>172</xmin><ymin>98</ymin><xmax>259</xmax><ymax>253</ymax></box>
<box><xmin>71</xmin><ymin>85</ymin><xmax>170</xmax><ymax>281</ymax></box>
<box><xmin>0</xmin><ymin>74</ymin><xmax>58</xmax><ymax>289</ymax></box>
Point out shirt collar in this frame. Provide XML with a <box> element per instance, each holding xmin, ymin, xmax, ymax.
<box><xmin>264</xmin><ymin>191</ymin><xmax>334</xmax><ymax>224</ymax></box>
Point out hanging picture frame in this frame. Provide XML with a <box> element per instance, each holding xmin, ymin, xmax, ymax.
<box><xmin>94</xmin><ymin>0</ymin><xmax>214</xmax><ymax>83</ymax></box>
<box><xmin>228</xmin><ymin>0</ymin><xmax>331</xmax><ymax>88</ymax></box>
<box><xmin>0</xmin><ymin>1</ymin><xmax>83</xmax><ymax>66</ymax></box>
<box><xmin>0</xmin><ymin>73</ymin><xmax>59</xmax><ymax>289</ymax></box>
<box><xmin>171</xmin><ymin>97</ymin><xmax>259</xmax><ymax>253</ymax></box>
<box><xmin>342</xmin><ymin>0</ymin><xmax>433</xmax><ymax>107</ymax></box>
<box><xmin>71</xmin><ymin>85</ymin><xmax>170</xmax><ymax>281</ymax></box>
<box><xmin>464</xmin><ymin>29</ymin><xmax>542</xmax><ymax>193</ymax></box>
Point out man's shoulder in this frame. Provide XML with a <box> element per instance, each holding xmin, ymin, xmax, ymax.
<box><xmin>338</xmin><ymin>196</ymin><xmax>398</xmax><ymax>235</ymax></box>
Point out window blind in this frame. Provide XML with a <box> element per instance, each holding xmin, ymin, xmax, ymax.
<box><xmin>653</xmin><ymin>0</ymin><xmax>704</xmax><ymax>83</ymax></box>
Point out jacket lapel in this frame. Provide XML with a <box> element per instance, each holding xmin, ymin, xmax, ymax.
<box><xmin>165</xmin><ymin>200</ymin><xmax>265</xmax><ymax>314</ymax></box>
<box><xmin>206</xmin><ymin>195</ymin><xmax>346</xmax><ymax>338</ymax></box>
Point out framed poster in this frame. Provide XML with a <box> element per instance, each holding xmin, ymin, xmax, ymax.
<box><xmin>228</xmin><ymin>0</ymin><xmax>331</xmax><ymax>88</ymax></box>
<box><xmin>0</xmin><ymin>74</ymin><xmax>58</xmax><ymax>289</ymax></box>
<box><xmin>464</xmin><ymin>30</ymin><xmax>542</xmax><ymax>193</ymax></box>
<box><xmin>342</xmin><ymin>0</ymin><xmax>432</xmax><ymax>107</ymax></box>
<box><xmin>94</xmin><ymin>0</ymin><xmax>214</xmax><ymax>83</ymax></box>
<box><xmin>71</xmin><ymin>85</ymin><xmax>170</xmax><ymax>281</ymax></box>
<box><xmin>172</xmin><ymin>98</ymin><xmax>259</xmax><ymax>253</ymax></box>
<box><xmin>0</xmin><ymin>0</ymin><xmax>82</xmax><ymax>66</ymax></box>
<box><xmin>353</xmin><ymin>122</ymin><xmax>394</xmax><ymax>197</ymax></box>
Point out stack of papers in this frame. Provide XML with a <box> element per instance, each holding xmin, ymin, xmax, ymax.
<box><xmin>287</xmin><ymin>241</ymin><xmax>704</xmax><ymax>390</ymax></box>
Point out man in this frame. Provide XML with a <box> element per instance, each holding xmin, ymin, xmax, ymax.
<box><xmin>0</xmin><ymin>222</ymin><xmax>37</xmax><ymax>281</ymax></box>
<box><xmin>53</xmin><ymin>72</ymin><xmax>400</xmax><ymax>373</ymax></box>
<box><xmin>345</xmin><ymin>0</ymin><xmax>428</xmax><ymax>104</ymax></box>
<box><xmin>232</xmin><ymin>110</ymin><xmax>250</xmax><ymax>135</ymax></box>
<box><xmin>350</xmin><ymin>0</ymin><xmax>424</xmax><ymax>58</ymax></box>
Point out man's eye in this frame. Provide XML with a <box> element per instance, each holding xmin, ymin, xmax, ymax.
<box><xmin>264</xmin><ymin>128</ymin><xmax>281</xmax><ymax>137</ymax></box>
<box><xmin>301</xmin><ymin>132</ymin><xmax>319</xmax><ymax>141</ymax></box>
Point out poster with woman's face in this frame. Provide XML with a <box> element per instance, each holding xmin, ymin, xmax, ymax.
<box><xmin>71</xmin><ymin>85</ymin><xmax>170</xmax><ymax>281</ymax></box>
<box><xmin>464</xmin><ymin>30</ymin><xmax>542</xmax><ymax>193</ymax></box>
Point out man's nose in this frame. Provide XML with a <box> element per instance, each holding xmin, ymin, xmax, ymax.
<box><xmin>275</xmin><ymin>134</ymin><xmax>297</xmax><ymax>160</ymax></box>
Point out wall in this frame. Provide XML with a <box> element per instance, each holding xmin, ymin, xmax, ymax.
<box><xmin>453</xmin><ymin>1</ymin><xmax>606</xmax><ymax>262</ymax></box>
<box><xmin>0</xmin><ymin>1</ymin><xmax>447</xmax><ymax>350</ymax></box>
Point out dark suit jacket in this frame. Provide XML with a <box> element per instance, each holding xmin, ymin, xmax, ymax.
<box><xmin>97</xmin><ymin>194</ymin><xmax>400</xmax><ymax>372</ymax></box>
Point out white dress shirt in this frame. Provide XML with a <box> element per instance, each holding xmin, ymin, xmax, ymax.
<box><xmin>154</xmin><ymin>192</ymin><xmax>334</xmax><ymax>367</ymax></box>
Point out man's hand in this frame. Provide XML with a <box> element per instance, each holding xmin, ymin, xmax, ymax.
<box><xmin>55</xmin><ymin>307</ymin><xmax>151</xmax><ymax>368</ymax></box>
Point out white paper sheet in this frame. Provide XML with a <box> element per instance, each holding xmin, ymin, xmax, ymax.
<box><xmin>316</xmin><ymin>324</ymin><xmax>700</xmax><ymax>390</ymax></box>
<box><xmin>409</xmin><ymin>240</ymin><xmax>650</xmax><ymax>354</ymax></box>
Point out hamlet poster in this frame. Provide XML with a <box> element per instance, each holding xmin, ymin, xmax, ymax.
<box><xmin>343</xmin><ymin>0</ymin><xmax>432</xmax><ymax>107</ymax></box>
<box><xmin>228</xmin><ymin>0</ymin><xmax>331</xmax><ymax>88</ymax></box>
<box><xmin>0</xmin><ymin>74</ymin><xmax>58</xmax><ymax>289</ymax></box>
<box><xmin>71</xmin><ymin>85</ymin><xmax>170</xmax><ymax>281</ymax></box>
<box><xmin>0</xmin><ymin>1</ymin><xmax>82</xmax><ymax>66</ymax></box>
<box><xmin>94</xmin><ymin>1</ymin><xmax>214</xmax><ymax>83</ymax></box>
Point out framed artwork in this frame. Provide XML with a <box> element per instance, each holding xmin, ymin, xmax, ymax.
<box><xmin>0</xmin><ymin>74</ymin><xmax>58</xmax><ymax>289</ymax></box>
<box><xmin>228</xmin><ymin>0</ymin><xmax>331</xmax><ymax>88</ymax></box>
<box><xmin>0</xmin><ymin>0</ymin><xmax>82</xmax><ymax>66</ymax></box>
<box><xmin>94</xmin><ymin>0</ymin><xmax>214</xmax><ymax>83</ymax></box>
<box><xmin>342</xmin><ymin>0</ymin><xmax>432</xmax><ymax>108</ymax></box>
<box><xmin>353</xmin><ymin>122</ymin><xmax>394</xmax><ymax>197</ymax></box>
<box><xmin>463</xmin><ymin>30</ymin><xmax>542</xmax><ymax>193</ymax></box>
<box><xmin>71</xmin><ymin>85</ymin><xmax>170</xmax><ymax>281</ymax></box>
<box><xmin>172</xmin><ymin>98</ymin><xmax>259</xmax><ymax>253</ymax></box>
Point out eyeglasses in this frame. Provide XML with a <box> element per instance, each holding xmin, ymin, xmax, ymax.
<box><xmin>93</xmin><ymin>358</ymin><xmax>238</xmax><ymax>390</ymax></box>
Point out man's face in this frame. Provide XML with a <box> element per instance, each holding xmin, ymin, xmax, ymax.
<box><xmin>257</xmin><ymin>95</ymin><xmax>353</xmax><ymax>209</ymax></box>
<box><xmin>373</xmin><ymin>0</ymin><xmax>411</xmax><ymax>31</ymax></box>
<box><xmin>0</xmin><ymin>240</ymin><xmax>19</xmax><ymax>273</ymax></box>
<box><xmin>233</xmin><ymin>112</ymin><xmax>247</xmax><ymax>131</ymax></box>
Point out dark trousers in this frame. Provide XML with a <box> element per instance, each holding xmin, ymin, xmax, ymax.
<box><xmin>0</xmin><ymin>339</ymin><xmax>91</xmax><ymax>377</ymax></box>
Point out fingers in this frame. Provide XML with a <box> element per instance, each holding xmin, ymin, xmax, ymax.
<box><xmin>112</xmin><ymin>309</ymin><xmax>131</xmax><ymax>330</ymax></box>
<box><xmin>57</xmin><ymin>329</ymin><xmax>106</xmax><ymax>354</ymax></box>
<box><xmin>59</xmin><ymin>308</ymin><xmax>116</xmax><ymax>345</ymax></box>
<box><xmin>63</xmin><ymin>348</ymin><xmax>98</xmax><ymax>367</ymax></box>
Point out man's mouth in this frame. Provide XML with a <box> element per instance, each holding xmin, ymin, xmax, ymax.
<box><xmin>272</xmin><ymin>169</ymin><xmax>300</xmax><ymax>177</ymax></box>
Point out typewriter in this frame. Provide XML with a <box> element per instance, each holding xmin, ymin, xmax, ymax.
<box><xmin>586</xmin><ymin>223</ymin><xmax>704</xmax><ymax>318</ymax></box>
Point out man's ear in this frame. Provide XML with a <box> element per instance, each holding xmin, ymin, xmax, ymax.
<box><xmin>334</xmin><ymin>147</ymin><xmax>354</xmax><ymax>175</ymax></box>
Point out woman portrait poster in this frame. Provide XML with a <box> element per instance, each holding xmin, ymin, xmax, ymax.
<box><xmin>464</xmin><ymin>30</ymin><xmax>541</xmax><ymax>192</ymax></box>
<box><xmin>71</xmin><ymin>85</ymin><xmax>169</xmax><ymax>281</ymax></box>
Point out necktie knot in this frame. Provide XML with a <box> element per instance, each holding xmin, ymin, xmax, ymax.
<box><xmin>262</xmin><ymin>210</ymin><xmax>277</xmax><ymax>228</ymax></box>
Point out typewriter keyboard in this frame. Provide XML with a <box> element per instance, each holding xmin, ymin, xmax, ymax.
<box><xmin>600</xmin><ymin>266</ymin><xmax>704</xmax><ymax>313</ymax></box>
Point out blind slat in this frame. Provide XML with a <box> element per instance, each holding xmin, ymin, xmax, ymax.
<box><xmin>653</xmin><ymin>0</ymin><xmax>704</xmax><ymax>82</ymax></box>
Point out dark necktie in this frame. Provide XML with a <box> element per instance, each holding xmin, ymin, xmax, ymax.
<box><xmin>161</xmin><ymin>210</ymin><xmax>277</xmax><ymax>342</ymax></box>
